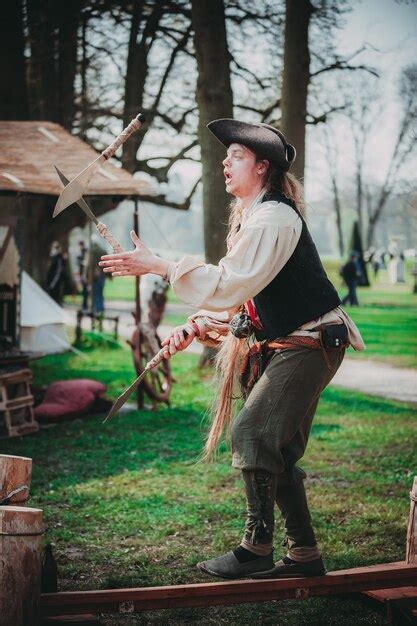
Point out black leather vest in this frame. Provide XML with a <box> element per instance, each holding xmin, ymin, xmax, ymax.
<box><xmin>253</xmin><ymin>192</ymin><xmax>341</xmax><ymax>340</ymax></box>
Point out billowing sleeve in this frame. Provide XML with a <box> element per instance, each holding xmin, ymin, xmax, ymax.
<box><xmin>166</xmin><ymin>202</ymin><xmax>302</xmax><ymax>312</ymax></box>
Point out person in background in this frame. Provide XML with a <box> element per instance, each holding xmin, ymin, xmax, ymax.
<box><xmin>340</xmin><ymin>252</ymin><xmax>361</xmax><ymax>306</ymax></box>
<box><xmin>76</xmin><ymin>240</ymin><xmax>89</xmax><ymax>311</ymax></box>
<box><xmin>90</xmin><ymin>241</ymin><xmax>108</xmax><ymax>315</ymax></box>
<box><xmin>46</xmin><ymin>241</ymin><xmax>68</xmax><ymax>306</ymax></box>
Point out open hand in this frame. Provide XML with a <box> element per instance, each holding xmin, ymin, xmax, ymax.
<box><xmin>99</xmin><ymin>231</ymin><xmax>167</xmax><ymax>277</ymax></box>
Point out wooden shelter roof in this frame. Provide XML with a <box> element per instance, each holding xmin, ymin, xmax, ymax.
<box><xmin>0</xmin><ymin>121</ymin><xmax>152</xmax><ymax>197</ymax></box>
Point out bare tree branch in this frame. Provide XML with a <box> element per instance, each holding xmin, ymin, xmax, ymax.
<box><xmin>311</xmin><ymin>62</ymin><xmax>379</xmax><ymax>79</ymax></box>
<box><xmin>155</xmin><ymin>107</ymin><xmax>197</xmax><ymax>132</ymax></box>
<box><xmin>140</xmin><ymin>175</ymin><xmax>201</xmax><ymax>210</ymax></box>
<box><xmin>236</xmin><ymin>98</ymin><xmax>280</xmax><ymax>121</ymax></box>
<box><xmin>148</xmin><ymin>25</ymin><xmax>192</xmax><ymax>121</ymax></box>
<box><xmin>306</xmin><ymin>105</ymin><xmax>346</xmax><ymax>125</ymax></box>
<box><xmin>230</xmin><ymin>54</ymin><xmax>268</xmax><ymax>90</ymax></box>
<box><xmin>137</xmin><ymin>139</ymin><xmax>199</xmax><ymax>183</ymax></box>
<box><xmin>311</xmin><ymin>46</ymin><xmax>379</xmax><ymax>79</ymax></box>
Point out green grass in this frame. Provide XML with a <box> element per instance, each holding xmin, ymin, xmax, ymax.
<box><xmin>336</xmin><ymin>273</ymin><xmax>417</xmax><ymax>368</ymax></box>
<box><xmin>3</xmin><ymin>341</ymin><xmax>416</xmax><ymax>624</ymax></box>
<box><xmin>105</xmin><ymin>277</ymin><xmax>182</xmax><ymax>304</ymax></box>
<box><xmin>344</xmin><ymin>304</ymin><xmax>417</xmax><ymax>367</ymax></box>
<box><xmin>65</xmin><ymin>263</ymin><xmax>417</xmax><ymax>368</ymax></box>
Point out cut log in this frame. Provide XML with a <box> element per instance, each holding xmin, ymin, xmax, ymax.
<box><xmin>1</xmin><ymin>505</ymin><xmax>44</xmax><ymax>626</ymax></box>
<box><xmin>406</xmin><ymin>476</ymin><xmax>417</xmax><ymax>564</ymax></box>
<box><xmin>41</xmin><ymin>562</ymin><xmax>417</xmax><ymax>616</ymax></box>
<box><xmin>0</xmin><ymin>453</ymin><xmax>32</xmax><ymax>504</ymax></box>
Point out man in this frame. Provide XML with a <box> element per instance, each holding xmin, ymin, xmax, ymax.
<box><xmin>341</xmin><ymin>252</ymin><xmax>361</xmax><ymax>306</ymax></box>
<box><xmin>99</xmin><ymin>119</ymin><xmax>364</xmax><ymax>579</ymax></box>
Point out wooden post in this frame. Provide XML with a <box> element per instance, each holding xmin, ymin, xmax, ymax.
<box><xmin>0</xmin><ymin>454</ymin><xmax>32</xmax><ymax>505</ymax></box>
<box><xmin>133</xmin><ymin>197</ymin><xmax>144</xmax><ymax>410</ymax></box>
<box><xmin>0</xmin><ymin>505</ymin><xmax>44</xmax><ymax>626</ymax></box>
<box><xmin>406</xmin><ymin>476</ymin><xmax>417</xmax><ymax>564</ymax></box>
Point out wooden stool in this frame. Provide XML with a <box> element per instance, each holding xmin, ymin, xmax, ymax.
<box><xmin>75</xmin><ymin>310</ymin><xmax>119</xmax><ymax>343</ymax></box>
<box><xmin>0</xmin><ymin>369</ymin><xmax>39</xmax><ymax>438</ymax></box>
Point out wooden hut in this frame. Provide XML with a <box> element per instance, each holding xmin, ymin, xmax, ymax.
<box><xmin>0</xmin><ymin>120</ymin><xmax>152</xmax><ymax>352</ymax></box>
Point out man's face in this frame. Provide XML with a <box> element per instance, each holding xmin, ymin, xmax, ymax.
<box><xmin>222</xmin><ymin>143</ymin><xmax>264</xmax><ymax>197</ymax></box>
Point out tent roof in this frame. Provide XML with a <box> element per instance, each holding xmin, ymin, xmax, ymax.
<box><xmin>0</xmin><ymin>121</ymin><xmax>152</xmax><ymax>197</ymax></box>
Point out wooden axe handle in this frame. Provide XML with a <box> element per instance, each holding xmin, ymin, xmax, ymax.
<box><xmin>102</xmin><ymin>113</ymin><xmax>145</xmax><ymax>160</ymax></box>
<box><xmin>146</xmin><ymin>330</ymin><xmax>191</xmax><ymax>369</ymax></box>
<box><xmin>96</xmin><ymin>222</ymin><xmax>123</xmax><ymax>253</ymax></box>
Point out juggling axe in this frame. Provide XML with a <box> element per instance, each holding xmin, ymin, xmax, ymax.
<box><xmin>55</xmin><ymin>166</ymin><xmax>124</xmax><ymax>253</ymax></box>
<box><xmin>53</xmin><ymin>113</ymin><xmax>145</xmax><ymax>217</ymax></box>
<box><xmin>103</xmin><ymin>330</ymin><xmax>190</xmax><ymax>423</ymax></box>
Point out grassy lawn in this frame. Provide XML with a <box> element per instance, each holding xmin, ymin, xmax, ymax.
<box><xmin>3</xmin><ymin>342</ymin><xmax>416</xmax><ymax>624</ymax></box>
<box><xmin>65</xmin><ymin>263</ymin><xmax>417</xmax><ymax>368</ymax></box>
<box><xmin>336</xmin><ymin>273</ymin><xmax>417</xmax><ymax>368</ymax></box>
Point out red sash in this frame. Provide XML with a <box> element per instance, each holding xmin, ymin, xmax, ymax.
<box><xmin>244</xmin><ymin>299</ymin><xmax>263</xmax><ymax>330</ymax></box>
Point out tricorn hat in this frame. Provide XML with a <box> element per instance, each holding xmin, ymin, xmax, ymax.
<box><xmin>207</xmin><ymin>118</ymin><xmax>296</xmax><ymax>172</ymax></box>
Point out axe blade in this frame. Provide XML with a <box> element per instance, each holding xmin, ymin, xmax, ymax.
<box><xmin>103</xmin><ymin>368</ymin><xmax>148</xmax><ymax>423</ymax></box>
<box><xmin>54</xmin><ymin>166</ymin><xmax>99</xmax><ymax>225</ymax></box>
<box><xmin>53</xmin><ymin>154</ymin><xmax>104</xmax><ymax>217</ymax></box>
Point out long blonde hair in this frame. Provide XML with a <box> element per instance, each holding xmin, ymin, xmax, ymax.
<box><xmin>203</xmin><ymin>166</ymin><xmax>304</xmax><ymax>460</ymax></box>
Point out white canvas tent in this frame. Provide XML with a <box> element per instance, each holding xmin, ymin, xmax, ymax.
<box><xmin>20</xmin><ymin>271</ymin><xmax>70</xmax><ymax>354</ymax></box>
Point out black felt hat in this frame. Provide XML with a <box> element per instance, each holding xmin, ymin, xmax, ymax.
<box><xmin>207</xmin><ymin>118</ymin><xmax>296</xmax><ymax>172</ymax></box>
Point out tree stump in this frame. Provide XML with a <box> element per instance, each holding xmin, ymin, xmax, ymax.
<box><xmin>0</xmin><ymin>505</ymin><xmax>44</xmax><ymax>626</ymax></box>
<box><xmin>406</xmin><ymin>476</ymin><xmax>417</xmax><ymax>564</ymax></box>
<box><xmin>0</xmin><ymin>454</ymin><xmax>32</xmax><ymax>504</ymax></box>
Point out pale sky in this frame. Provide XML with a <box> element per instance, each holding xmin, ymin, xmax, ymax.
<box><xmin>306</xmin><ymin>0</ymin><xmax>417</xmax><ymax>200</ymax></box>
<box><xmin>171</xmin><ymin>0</ymin><xmax>417</xmax><ymax>204</ymax></box>
<box><xmin>105</xmin><ymin>1</ymin><xmax>416</xmax><ymax>257</ymax></box>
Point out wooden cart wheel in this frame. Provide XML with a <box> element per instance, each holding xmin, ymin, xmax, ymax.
<box><xmin>128</xmin><ymin>320</ymin><xmax>172</xmax><ymax>406</ymax></box>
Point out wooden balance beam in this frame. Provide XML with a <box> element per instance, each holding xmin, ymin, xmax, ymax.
<box><xmin>41</xmin><ymin>561</ymin><xmax>417</xmax><ymax>617</ymax></box>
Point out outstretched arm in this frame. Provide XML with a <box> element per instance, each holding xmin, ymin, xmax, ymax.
<box><xmin>99</xmin><ymin>230</ymin><xmax>172</xmax><ymax>279</ymax></box>
<box><xmin>99</xmin><ymin>202</ymin><xmax>302</xmax><ymax>313</ymax></box>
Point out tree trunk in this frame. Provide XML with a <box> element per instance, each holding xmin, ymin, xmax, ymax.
<box><xmin>331</xmin><ymin>177</ymin><xmax>344</xmax><ymax>258</ymax></box>
<box><xmin>26</xmin><ymin>0</ymin><xmax>59</xmax><ymax>120</ymax></box>
<box><xmin>79</xmin><ymin>13</ymin><xmax>89</xmax><ymax>141</ymax></box>
<box><xmin>0</xmin><ymin>0</ymin><xmax>28</xmax><ymax>119</ymax></box>
<box><xmin>26</xmin><ymin>0</ymin><xmax>80</xmax><ymax>127</ymax></box>
<box><xmin>355</xmin><ymin>163</ymin><xmax>364</xmax><ymax>241</ymax></box>
<box><xmin>121</xmin><ymin>0</ymin><xmax>158</xmax><ymax>173</ymax></box>
<box><xmin>191</xmin><ymin>0</ymin><xmax>233</xmax><ymax>368</ymax></box>
<box><xmin>57</xmin><ymin>0</ymin><xmax>82</xmax><ymax>131</ymax></box>
<box><xmin>280</xmin><ymin>0</ymin><xmax>314</xmax><ymax>183</ymax></box>
<box><xmin>191</xmin><ymin>0</ymin><xmax>233</xmax><ymax>265</ymax></box>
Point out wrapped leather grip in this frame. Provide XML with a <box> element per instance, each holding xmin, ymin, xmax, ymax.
<box><xmin>96</xmin><ymin>222</ymin><xmax>123</xmax><ymax>253</ymax></box>
<box><xmin>102</xmin><ymin>113</ymin><xmax>145</xmax><ymax>160</ymax></box>
<box><xmin>147</xmin><ymin>330</ymin><xmax>189</xmax><ymax>369</ymax></box>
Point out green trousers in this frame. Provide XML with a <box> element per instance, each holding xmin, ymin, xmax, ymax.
<box><xmin>231</xmin><ymin>345</ymin><xmax>345</xmax><ymax>550</ymax></box>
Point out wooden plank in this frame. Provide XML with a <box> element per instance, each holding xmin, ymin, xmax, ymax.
<box><xmin>5</xmin><ymin>395</ymin><xmax>34</xmax><ymax>409</ymax></box>
<box><xmin>41</xmin><ymin>562</ymin><xmax>417</xmax><ymax>616</ymax></box>
<box><xmin>364</xmin><ymin>586</ymin><xmax>417</xmax><ymax>603</ymax></box>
